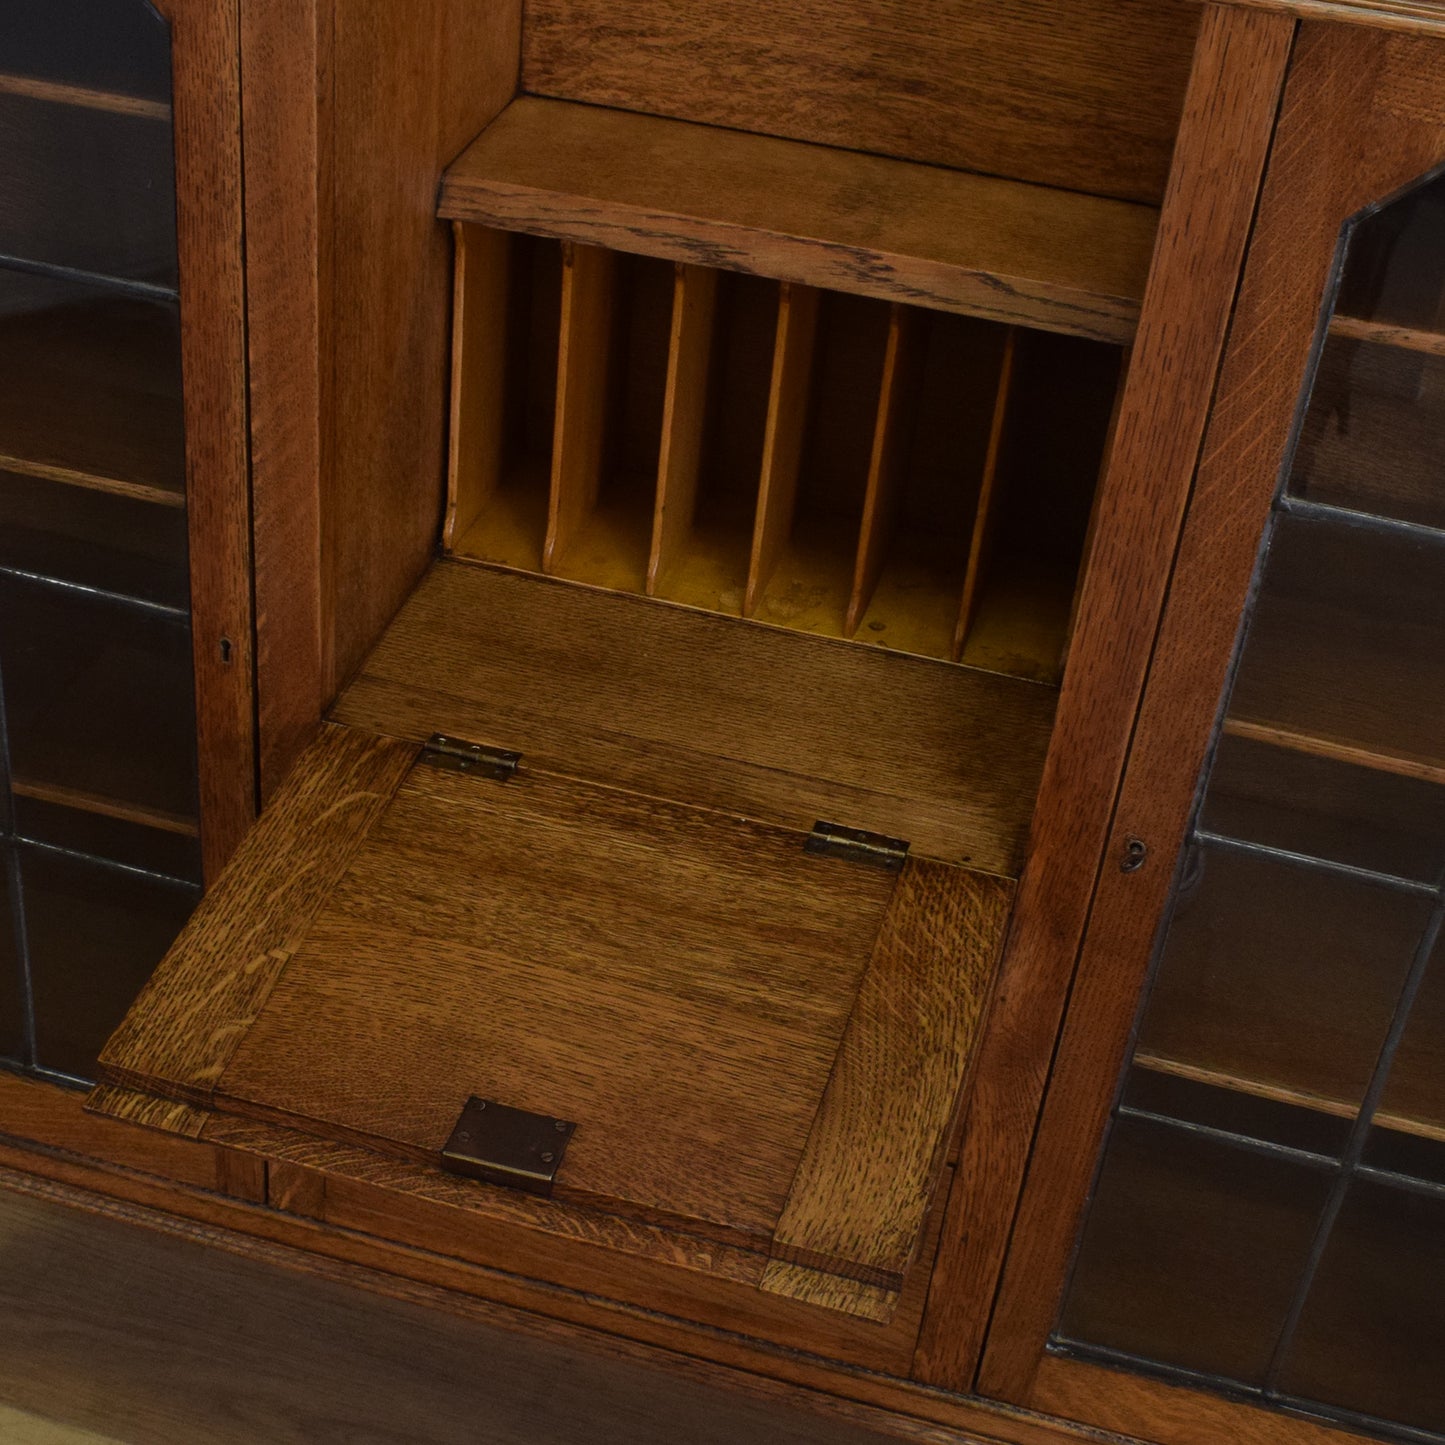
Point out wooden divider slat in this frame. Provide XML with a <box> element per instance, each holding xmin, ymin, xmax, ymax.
<box><xmin>846</xmin><ymin>305</ymin><xmax>922</xmax><ymax>637</ymax></box>
<box><xmin>952</xmin><ymin>328</ymin><xmax>1018</xmax><ymax>661</ymax></box>
<box><xmin>544</xmin><ymin>242</ymin><xmax>616</xmax><ymax>573</ymax></box>
<box><xmin>647</xmin><ymin>264</ymin><xmax>719</xmax><ymax>595</ymax></box>
<box><xmin>443</xmin><ymin>225</ymin><xmax>511</xmax><ymax>550</ymax></box>
<box><xmin>745</xmin><ymin>283</ymin><xmax>820</xmax><ymax>617</ymax></box>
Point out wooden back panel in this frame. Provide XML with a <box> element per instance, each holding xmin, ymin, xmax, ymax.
<box><xmin>521</xmin><ymin>0</ymin><xmax>1202</xmax><ymax>205</ymax></box>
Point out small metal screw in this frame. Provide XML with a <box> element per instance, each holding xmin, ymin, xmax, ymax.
<box><xmin>554</xmin><ymin>1120</ymin><xmax>568</xmax><ymax>1132</ymax></box>
<box><xmin>457</xmin><ymin>1130</ymin><xmax>470</xmax><ymax>1142</ymax></box>
<box><xmin>540</xmin><ymin>1151</ymin><xmax>555</xmax><ymax>1164</ymax></box>
<box><xmin>1120</xmin><ymin>837</ymin><xmax>1148</xmax><ymax>873</ymax></box>
<box><xmin>475</xmin><ymin>1101</ymin><xmax>486</xmax><ymax>1110</ymax></box>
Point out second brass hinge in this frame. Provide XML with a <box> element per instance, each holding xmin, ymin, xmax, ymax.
<box><xmin>422</xmin><ymin>733</ymin><xmax>521</xmax><ymax>780</ymax></box>
<box><xmin>805</xmin><ymin>821</ymin><xmax>909</xmax><ymax>872</ymax></box>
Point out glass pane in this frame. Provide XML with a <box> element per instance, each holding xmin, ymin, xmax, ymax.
<box><xmin>1375</xmin><ymin>930</ymin><xmax>1445</xmax><ymax>1142</ymax></box>
<box><xmin>1122</xmin><ymin>1066</ymin><xmax>1352</xmax><ymax>1160</ymax></box>
<box><xmin>0</xmin><ymin>467</ymin><xmax>189</xmax><ymax>610</ymax></box>
<box><xmin>0</xmin><ymin>572</ymin><xmax>198</xmax><ymax>826</ymax></box>
<box><xmin>0</xmin><ymin>0</ymin><xmax>172</xmax><ymax>106</ymax></box>
<box><xmin>1229</xmin><ymin>513</ymin><xmax>1445</xmax><ymax>771</ymax></box>
<box><xmin>1290</xmin><ymin>338</ymin><xmax>1445</xmax><ymax>531</ymax></box>
<box><xmin>0</xmin><ymin>90</ymin><xmax>177</xmax><ymax>286</ymax></box>
<box><xmin>14</xmin><ymin>794</ymin><xmax>201</xmax><ymax>886</ymax></box>
<box><xmin>1058</xmin><ymin>170</ymin><xmax>1445</xmax><ymax>1438</ymax></box>
<box><xmin>0</xmin><ymin>851</ymin><xmax>22</xmax><ymax>1065</ymax></box>
<box><xmin>1058</xmin><ymin>1114</ymin><xmax>1332</xmax><ymax>1384</ymax></box>
<box><xmin>1279</xmin><ymin>1179</ymin><xmax>1445</xmax><ymax>1435</ymax></box>
<box><xmin>1336</xmin><ymin>179</ymin><xmax>1445</xmax><ymax>331</ymax></box>
<box><xmin>0</xmin><ymin>268</ymin><xmax>184</xmax><ymax>495</ymax></box>
<box><xmin>21</xmin><ymin>841</ymin><xmax>196</xmax><ymax>1079</ymax></box>
<box><xmin>1203</xmin><ymin>732</ymin><xmax>1445</xmax><ymax>884</ymax></box>
<box><xmin>1134</xmin><ymin>843</ymin><xmax>1431</xmax><ymax>1115</ymax></box>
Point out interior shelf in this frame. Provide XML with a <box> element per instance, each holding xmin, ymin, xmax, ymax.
<box><xmin>1130</xmin><ymin>1053</ymin><xmax>1445</xmax><ymax>1150</ymax></box>
<box><xmin>1330</xmin><ymin>312</ymin><xmax>1445</xmax><ymax>359</ymax></box>
<box><xmin>0</xmin><ymin>280</ymin><xmax>185</xmax><ymax>501</ymax></box>
<box><xmin>438</xmin><ymin>97</ymin><xmax>1155</xmax><ymax>346</ymax></box>
<box><xmin>0</xmin><ymin>71</ymin><xmax>169</xmax><ymax>121</ymax></box>
<box><xmin>444</xmin><ymin>222</ymin><xmax>1125</xmax><ymax>683</ymax></box>
<box><xmin>1227</xmin><ymin>510</ymin><xmax>1445</xmax><ymax>781</ymax></box>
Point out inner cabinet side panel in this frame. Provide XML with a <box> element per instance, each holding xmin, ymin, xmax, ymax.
<box><xmin>981</xmin><ymin>21</ymin><xmax>1445</xmax><ymax>1421</ymax></box>
<box><xmin>244</xmin><ymin>0</ymin><xmax>525</xmax><ymax>799</ymax></box>
<box><xmin>913</xmin><ymin>3</ymin><xmax>1298</xmax><ymax>1390</ymax></box>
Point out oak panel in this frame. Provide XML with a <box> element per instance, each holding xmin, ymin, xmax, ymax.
<box><xmin>440</xmin><ymin>97</ymin><xmax>1157</xmax><ymax>344</ymax></box>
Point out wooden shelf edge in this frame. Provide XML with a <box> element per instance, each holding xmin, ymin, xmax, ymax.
<box><xmin>1222</xmin><ymin>716</ymin><xmax>1445</xmax><ymax>786</ymax></box>
<box><xmin>0</xmin><ymin>72</ymin><xmax>171</xmax><ymax>121</ymax></box>
<box><xmin>440</xmin><ymin>98</ymin><xmax>1152</xmax><ymax>344</ymax></box>
<box><xmin>0</xmin><ymin>452</ymin><xmax>186</xmax><ymax>509</ymax></box>
<box><xmin>1330</xmin><ymin>311</ymin><xmax>1445</xmax><ymax>357</ymax></box>
<box><xmin>1133</xmin><ymin>1053</ymin><xmax>1445</xmax><ymax>1147</ymax></box>
<box><xmin>10</xmin><ymin>776</ymin><xmax>200</xmax><ymax>839</ymax></box>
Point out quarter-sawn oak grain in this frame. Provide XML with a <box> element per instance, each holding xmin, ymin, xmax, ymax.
<box><xmin>439</xmin><ymin>98</ymin><xmax>1157</xmax><ymax>345</ymax></box>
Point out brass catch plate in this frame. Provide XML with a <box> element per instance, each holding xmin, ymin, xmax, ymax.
<box><xmin>440</xmin><ymin>1096</ymin><xmax>576</xmax><ymax>1196</ymax></box>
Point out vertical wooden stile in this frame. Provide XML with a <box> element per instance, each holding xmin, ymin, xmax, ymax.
<box><xmin>544</xmin><ymin>242</ymin><xmax>616</xmax><ymax>573</ymax></box>
<box><xmin>443</xmin><ymin>225</ymin><xmax>511</xmax><ymax>551</ymax></box>
<box><xmin>647</xmin><ymin>264</ymin><xmax>719</xmax><ymax>595</ymax></box>
<box><xmin>953</xmin><ymin>328</ymin><xmax>1018</xmax><ymax>662</ymax></box>
<box><xmin>847</xmin><ymin>305</ymin><xmax>921</xmax><ymax>637</ymax></box>
<box><xmin>745</xmin><ymin>282</ymin><xmax>820</xmax><ymax>617</ymax></box>
<box><xmin>1060</xmin><ymin>352</ymin><xmax>1130</xmax><ymax>668</ymax></box>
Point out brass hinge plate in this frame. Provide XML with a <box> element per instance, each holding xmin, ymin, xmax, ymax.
<box><xmin>421</xmin><ymin>733</ymin><xmax>521</xmax><ymax>780</ymax></box>
<box><xmin>440</xmin><ymin>1096</ymin><xmax>576</xmax><ymax>1197</ymax></box>
<box><xmin>805</xmin><ymin>820</ymin><xmax>910</xmax><ymax>872</ymax></box>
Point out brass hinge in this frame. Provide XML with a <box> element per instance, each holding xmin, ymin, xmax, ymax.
<box><xmin>805</xmin><ymin>821</ymin><xmax>909</xmax><ymax>872</ymax></box>
<box><xmin>441</xmin><ymin>1096</ymin><xmax>576</xmax><ymax>1197</ymax></box>
<box><xmin>421</xmin><ymin>733</ymin><xmax>521</xmax><ymax>780</ymax></box>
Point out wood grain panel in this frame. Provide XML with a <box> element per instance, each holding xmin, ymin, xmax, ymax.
<box><xmin>440</xmin><ymin>99</ymin><xmax>1157</xmax><ymax>344</ymax></box>
<box><xmin>520</xmin><ymin>0</ymin><xmax>1200</xmax><ymax>205</ymax></box>
<box><xmin>87</xmin><ymin>1085</ymin><xmax>210</xmax><ymax>1141</ymax></box>
<box><xmin>0</xmin><ymin>1072</ymin><xmax>223</xmax><ymax>1193</ymax></box>
<box><xmin>331</xmin><ymin>560</ymin><xmax>1056</xmax><ymax>873</ymax></box>
<box><xmin>215</xmin><ymin>764</ymin><xmax>896</xmax><ymax>1251</ymax></box>
<box><xmin>240</xmin><ymin>0</ymin><xmax>326</xmax><ymax>802</ymax></box>
<box><xmin>746</xmin><ymin>284</ymin><xmax>819</xmax><ymax>614</ymax></box>
<box><xmin>912</xmin><ymin>6</ymin><xmax>1298</xmax><ymax>1392</ymax></box>
<box><xmin>321</xmin><ymin>0</ymin><xmax>522</xmax><ymax>701</ymax></box>
<box><xmin>190</xmin><ymin>1108</ymin><xmax>956</xmax><ymax>1373</ymax></box>
<box><xmin>1227</xmin><ymin>0</ymin><xmax>1445</xmax><ymax>34</ymax></box>
<box><xmin>0</xmin><ymin>1187</ymin><xmax>941</xmax><ymax>1445</ymax></box>
<box><xmin>161</xmin><ymin>0</ymin><xmax>255</xmax><ymax>877</ymax></box>
<box><xmin>953</xmin><ymin>331</ymin><xmax>1018</xmax><ymax>661</ymax></box>
<box><xmin>847</xmin><ymin>306</ymin><xmax>921</xmax><ymax>636</ymax></box>
<box><xmin>0</xmin><ymin>1156</ymin><xmax>1091</xmax><ymax>1433</ymax></box>
<box><xmin>975</xmin><ymin>18</ymin><xmax>1445</xmax><ymax>1409</ymax></box>
<box><xmin>765</xmin><ymin>864</ymin><xmax>1013</xmax><ymax>1307</ymax></box>
<box><xmin>444</xmin><ymin>223</ymin><xmax>512</xmax><ymax>549</ymax></box>
<box><xmin>546</xmin><ymin>243</ymin><xmax>616</xmax><ymax>570</ymax></box>
<box><xmin>648</xmin><ymin>264</ymin><xmax>719</xmax><ymax>594</ymax></box>
<box><xmin>96</xmin><ymin>726</ymin><xmax>416</xmax><ymax>1104</ymax></box>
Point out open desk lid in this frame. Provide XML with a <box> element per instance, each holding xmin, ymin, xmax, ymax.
<box><xmin>91</xmin><ymin>724</ymin><xmax>1012</xmax><ymax>1320</ymax></box>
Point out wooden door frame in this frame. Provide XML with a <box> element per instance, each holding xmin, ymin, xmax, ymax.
<box><xmin>152</xmin><ymin>0</ymin><xmax>257</xmax><ymax>881</ymax></box>
<box><xmin>913</xmin><ymin>1</ymin><xmax>1298</xmax><ymax>1390</ymax></box>
<box><xmin>975</xmin><ymin>19</ymin><xmax>1445</xmax><ymax>1440</ymax></box>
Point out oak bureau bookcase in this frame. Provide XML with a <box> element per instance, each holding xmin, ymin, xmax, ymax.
<box><xmin>2</xmin><ymin>3</ymin><xmax>1444</xmax><ymax>1444</ymax></box>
